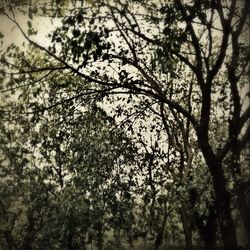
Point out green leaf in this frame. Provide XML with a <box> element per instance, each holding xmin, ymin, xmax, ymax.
<box><xmin>28</xmin><ymin>8</ymin><xmax>33</xmax><ymax>20</ymax></box>
<box><xmin>27</xmin><ymin>21</ymin><xmax>32</xmax><ymax>28</ymax></box>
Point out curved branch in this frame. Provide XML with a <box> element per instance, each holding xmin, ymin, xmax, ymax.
<box><xmin>4</xmin><ymin>12</ymin><xmax>117</xmax><ymax>89</ymax></box>
<box><xmin>175</xmin><ymin>0</ymin><xmax>205</xmax><ymax>88</ymax></box>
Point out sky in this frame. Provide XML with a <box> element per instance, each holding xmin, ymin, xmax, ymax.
<box><xmin>0</xmin><ymin>11</ymin><xmax>60</xmax><ymax>49</ymax></box>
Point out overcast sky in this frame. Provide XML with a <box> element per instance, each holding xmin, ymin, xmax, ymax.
<box><xmin>0</xmin><ymin>12</ymin><xmax>60</xmax><ymax>49</ymax></box>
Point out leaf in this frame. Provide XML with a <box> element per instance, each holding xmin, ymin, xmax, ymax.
<box><xmin>27</xmin><ymin>21</ymin><xmax>32</xmax><ymax>28</ymax></box>
<box><xmin>28</xmin><ymin>8</ymin><xmax>33</xmax><ymax>20</ymax></box>
<box><xmin>72</xmin><ymin>29</ymin><xmax>80</xmax><ymax>38</ymax></box>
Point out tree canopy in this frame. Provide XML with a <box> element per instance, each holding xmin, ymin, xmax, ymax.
<box><xmin>0</xmin><ymin>0</ymin><xmax>249</xmax><ymax>249</ymax></box>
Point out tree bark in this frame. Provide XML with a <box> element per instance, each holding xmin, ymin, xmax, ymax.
<box><xmin>211</xmin><ymin>168</ymin><xmax>236</xmax><ymax>249</ymax></box>
<box><xmin>230</xmin><ymin>133</ymin><xmax>250</xmax><ymax>247</ymax></box>
<box><xmin>195</xmin><ymin>205</ymin><xmax>217</xmax><ymax>250</ymax></box>
<box><xmin>198</xmin><ymin>138</ymin><xmax>238</xmax><ymax>249</ymax></box>
<box><xmin>180</xmin><ymin>207</ymin><xmax>193</xmax><ymax>250</ymax></box>
<box><xmin>96</xmin><ymin>222</ymin><xmax>103</xmax><ymax>250</ymax></box>
<box><xmin>154</xmin><ymin>212</ymin><xmax>168</xmax><ymax>250</ymax></box>
<box><xmin>4</xmin><ymin>230</ymin><xmax>16</xmax><ymax>250</ymax></box>
<box><xmin>67</xmin><ymin>231</ymin><xmax>73</xmax><ymax>250</ymax></box>
<box><xmin>237</xmin><ymin>183</ymin><xmax>250</xmax><ymax>248</ymax></box>
<box><xmin>21</xmin><ymin>212</ymin><xmax>35</xmax><ymax>250</ymax></box>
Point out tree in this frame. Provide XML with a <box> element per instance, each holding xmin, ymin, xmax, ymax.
<box><xmin>1</xmin><ymin>0</ymin><xmax>249</xmax><ymax>249</ymax></box>
<box><xmin>0</xmin><ymin>49</ymin><xmax>139</xmax><ymax>249</ymax></box>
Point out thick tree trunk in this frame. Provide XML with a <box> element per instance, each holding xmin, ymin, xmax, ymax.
<box><xmin>237</xmin><ymin>183</ymin><xmax>250</xmax><ymax>248</ymax></box>
<box><xmin>204</xmin><ymin>157</ymin><xmax>237</xmax><ymax>248</ymax></box>
<box><xmin>184</xmin><ymin>232</ymin><xmax>192</xmax><ymax>250</ymax></box>
<box><xmin>211</xmin><ymin>165</ymin><xmax>237</xmax><ymax>249</ymax></box>
<box><xmin>230</xmin><ymin>140</ymin><xmax>250</xmax><ymax>247</ymax></box>
<box><xmin>21</xmin><ymin>212</ymin><xmax>35</xmax><ymax>250</ymax></box>
<box><xmin>4</xmin><ymin>230</ymin><xmax>16</xmax><ymax>250</ymax></box>
<box><xmin>197</xmin><ymin>132</ymin><xmax>238</xmax><ymax>249</ymax></box>
<box><xmin>154</xmin><ymin>228</ymin><xmax>164</xmax><ymax>250</ymax></box>
<box><xmin>154</xmin><ymin>212</ymin><xmax>168</xmax><ymax>250</ymax></box>
<box><xmin>195</xmin><ymin>205</ymin><xmax>217</xmax><ymax>250</ymax></box>
<box><xmin>180</xmin><ymin>207</ymin><xmax>193</xmax><ymax>250</ymax></box>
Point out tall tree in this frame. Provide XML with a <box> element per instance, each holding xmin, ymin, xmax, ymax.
<box><xmin>1</xmin><ymin>0</ymin><xmax>249</xmax><ymax>248</ymax></box>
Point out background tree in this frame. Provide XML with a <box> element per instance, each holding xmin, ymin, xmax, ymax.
<box><xmin>0</xmin><ymin>50</ymin><xmax>139</xmax><ymax>249</ymax></box>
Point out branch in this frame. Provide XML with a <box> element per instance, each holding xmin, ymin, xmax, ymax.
<box><xmin>217</xmin><ymin>139</ymin><xmax>232</xmax><ymax>161</ymax></box>
<box><xmin>239</xmin><ymin>106</ymin><xmax>250</xmax><ymax>131</ymax></box>
<box><xmin>3</xmin><ymin>65</ymin><xmax>67</xmax><ymax>75</ymax></box>
<box><xmin>109</xmin><ymin>7</ymin><xmax>138</xmax><ymax>64</ymax></box>
<box><xmin>236</xmin><ymin>180</ymin><xmax>250</xmax><ymax>194</ymax></box>
<box><xmin>233</xmin><ymin>0</ymin><xmax>249</xmax><ymax>39</ymax></box>
<box><xmin>239</xmin><ymin>123</ymin><xmax>250</xmax><ymax>151</ymax></box>
<box><xmin>4</xmin><ymin>10</ymin><xmax>199</xmax><ymax>131</ymax></box>
<box><xmin>26</xmin><ymin>87</ymin><xmax>119</xmax><ymax>115</ymax></box>
<box><xmin>4</xmin><ymin>12</ymin><xmax>117</xmax><ymax>89</ymax></box>
<box><xmin>175</xmin><ymin>0</ymin><xmax>205</xmax><ymax>88</ymax></box>
<box><xmin>207</xmin><ymin>0</ymin><xmax>236</xmax><ymax>83</ymax></box>
<box><xmin>110</xmin><ymin>54</ymin><xmax>164</xmax><ymax>93</ymax></box>
<box><xmin>160</xmin><ymin>103</ymin><xmax>182</xmax><ymax>151</ymax></box>
<box><xmin>122</xmin><ymin>20</ymin><xmax>198</xmax><ymax>77</ymax></box>
<box><xmin>217</xmin><ymin>106</ymin><xmax>250</xmax><ymax>160</ymax></box>
<box><xmin>0</xmin><ymin>70</ymin><xmax>53</xmax><ymax>93</ymax></box>
<box><xmin>172</xmin><ymin>51</ymin><xmax>197</xmax><ymax>73</ymax></box>
<box><xmin>126</xmin><ymin>26</ymin><xmax>160</xmax><ymax>45</ymax></box>
<box><xmin>204</xmin><ymin>8</ymin><xmax>215</xmax><ymax>71</ymax></box>
<box><xmin>110</xmin><ymin>53</ymin><xmax>199</xmax><ymax>129</ymax></box>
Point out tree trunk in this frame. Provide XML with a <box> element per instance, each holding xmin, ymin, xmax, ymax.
<box><xmin>180</xmin><ymin>207</ymin><xmax>193</xmax><ymax>250</ymax></box>
<box><xmin>230</xmin><ymin>140</ymin><xmax>250</xmax><ymax>247</ymax></box>
<box><xmin>96</xmin><ymin>222</ymin><xmax>103</xmax><ymax>250</ymax></box>
<box><xmin>154</xmin><ymin>212</ymin><xmax>168</xmax><ymax>250</ymax></box>
<box><xmin>237</xmin><ymin>184</ymin><xmax>250</xmax><ymax>248</ymax></box>
<box><xmin>4</xmin><ymin>230</ymin><xmax>16</xmax><ymax>250</ymax></box>
<box><xmin>197</xmin><ymin>131</ymin><xmax>238</xmax><ymax>249</ymax></box>
<box><xmin>184</xmin><ymin>232</ymin><xmax>192</xmax><ymax>250</ymax></box>
<box><xmin>212</xmin><ymin>167</ymin><xmax>237</xmax><ymax>249</ymax></box>
<box><xmin>21</xmin><ymin>212</ymin><xmax>35</xmax><ymax>250</ymax></box>
<box><xmin>195</xmin><ymin>205</ymin><xmax>217</xmax><ymax>250</ymax></box>
<box><xmin>203</xmin><ymin>155</ymin><xmax>237</xmax><ymax>249</ymax></box>
<box><xmin>67</xmin><ymin>231</ymin><xmax>73</xmax><ymax>250</ymax></box>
